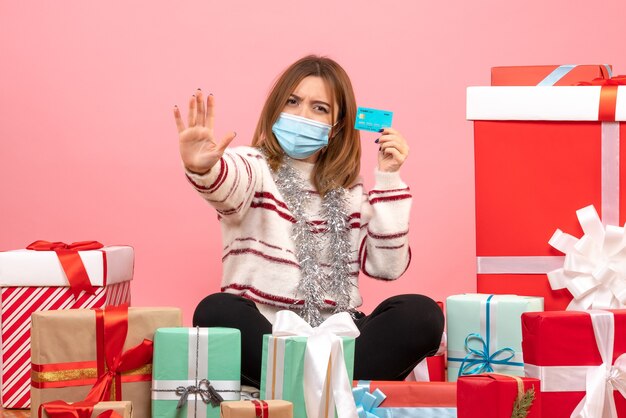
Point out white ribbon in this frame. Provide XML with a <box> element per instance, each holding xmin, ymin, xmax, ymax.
<box><xmin>527</xmin><ymin>311</ymin><xmax>626</xmax><ymax>418</ymax></box>
<box><xmin>272</xmin><ymin>310</ymin><xmax>360</xmax><ymax>418</ymax></box>
<box><xmin>547</xmin><ymin>205</ymin><xmax>626</xmax><ymax>310</ymax></box>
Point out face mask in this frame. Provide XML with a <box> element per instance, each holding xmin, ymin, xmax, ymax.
<box><xmin>272</xmin><ymin>112</ymin><xmax>333</xmax><ymax>159</ymax></box>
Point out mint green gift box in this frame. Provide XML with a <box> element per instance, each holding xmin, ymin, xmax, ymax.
<box><xmin>152</xmin><ymin>327</ymin><xmax>241</xmax><ymax>418</ymax></box>
<box><xmin>446</xmin><ymin>294</ymin><xmax>543</xmax><ymax>382</ymax></box>
<box><xmin>260</xmin><ymin>335</ymin><xmax>355</xmax><ymax>418</ymax></box>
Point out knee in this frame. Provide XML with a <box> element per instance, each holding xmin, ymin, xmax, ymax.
<box><xmin>193</xmin><ymin>293</ymin><xmax>254</xmax><ymax>326</ymax></box>
<box><xmin>384</xmin><ymin>294</ymin><xmax>445</xmax><ymax>340</ymax></box>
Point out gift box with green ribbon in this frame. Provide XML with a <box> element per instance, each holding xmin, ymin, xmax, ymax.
<box><xmin>151</xmin><ymin>327</ymin><xmax>241</xmax><ymax>418</ymax></box>
<box><xmin>446</xmin><ymin>294</ymin><xmax>543</xmax><ymax>382</ymax></box>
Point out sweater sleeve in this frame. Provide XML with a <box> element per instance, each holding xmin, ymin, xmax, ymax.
<box><xmin>358</xmin><ymin>169</ymin><xmax>412</xmax><ymax>280</ymax></box>
<box><xmin>184</xmin><ymin>147</ymin><xmax>263</xmax><ymax>224</ymax></box>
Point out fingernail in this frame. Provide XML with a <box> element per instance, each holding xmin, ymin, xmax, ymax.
<box><xmin>379</xmin><ymin>146</ymin><xmax>382</xmax><ymax>151</ymax></box>
<box><xmin>197</xmin><ymin>88</ymin><xmax>202</xmax><ymax>91</ymax></box>
<box><xmin>233</xmin><ymin>131</ymin><xmax>237</xmax><ymax>137</ymax></box>
<box><xmin>192</xmin><ymin>95</ymin><xmax>195</xmax><ymax>97</ymax></box>
<box><xmin>378</xmin><ymin>128</ymin><xmax>384</xmax><ymax>133</ymax></box>
<box><xmin>209</xmin><ymin>93</ymin><xmax>214</xmax><ymax>96</ymax></box>
<box><xmin>374</xmin><ymin>138</ymin><xmax>380</xmax><ymax>144</ymax></box>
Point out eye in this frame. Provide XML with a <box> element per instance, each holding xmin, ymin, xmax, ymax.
<box><xmin>314</xmin><ymin>105</ymin><xmax>330</xmax><ymax>114</ymax></box>
<box><xmin>286</xmin><ymin>97</ymin><xmax>298</xmax><ymax>106</ymax></box>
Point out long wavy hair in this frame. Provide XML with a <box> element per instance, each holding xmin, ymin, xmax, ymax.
<box><xmin>251</xmin><ymin>55</ymin><xmax>361</xmax><ymax>197</ymax></box>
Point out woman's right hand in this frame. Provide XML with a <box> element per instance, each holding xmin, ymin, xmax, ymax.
<box><xmin>175</xmin><ymin>89</ymin><xmax>237</xmax><ymax>175</ymax></box>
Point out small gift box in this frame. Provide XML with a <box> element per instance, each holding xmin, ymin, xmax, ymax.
<box><xmin>39</xmin><ymin>401</ymin><xmax>133</xmax><ymax>418</ymax></box>
<box><xmin>353</xmin><ymin>381</ymin><xmax>457</xmax><ymax>417</ymax></box>
<box><xmin>30</xmin><ymin>305</ymin><xmax>182</xmax><ymax>418</ymax></box>
<box><xmin>446</xmin><ymin>294</ymin><xmax>543</xmax><ymax>381</ymax></box>
<box><xmin>522</xmin><ymin>309</ymin><xmax>626</xmax><ymax>417</ymax></box>
<box><xmin>457</xmin><ymin>373</ymin><xmax>541</xmax><ymax>418</ymax></box>
<box><xmin>260</xmin><ymin>311</ymin><xmax>358</xmax><ymax>418</ymax></box>
<box><xmin>491</xmin><ymin>64</ymin><xmax>612</xmax><ymax>86</ymax></box>
<box><xmin>152</xmin><ymin>327</ymin><xmax>241</xmax><ymax>418</ymax></box>
<box><xmin>220</xmin><ymin>400</ymin><xmax>292</xmax><ymax>418</ymax></box>
<box><xmin>0</xmin><ymin>241</ymin><xmax>133</xmax><ymax>408</ymax></box>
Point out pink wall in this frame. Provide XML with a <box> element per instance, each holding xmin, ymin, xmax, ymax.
<box><xmin>2</xmin><ymin>1</ymin><xmax>625</xmax><ymax>324</ymax></box>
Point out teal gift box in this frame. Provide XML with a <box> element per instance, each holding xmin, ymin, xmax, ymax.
<box><xmin>152</xmin><ymin>327</ymin><xmax>241</xmax><ymax>418</ymax></box>
<box><xmin>446</xmin><ymin>294</ymin><xmax>543</xmax><ymax>382</ymax></box>
<box><xmin>260</xmin><ymin>335</ymin><xmax>355</xmax><ymax>418</ymax></box>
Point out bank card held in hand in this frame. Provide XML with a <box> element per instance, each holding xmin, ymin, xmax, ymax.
<box><xmin>354</xmin><ymin>107</ymin><xmax>393</xmax><ymax>132</ymax></box>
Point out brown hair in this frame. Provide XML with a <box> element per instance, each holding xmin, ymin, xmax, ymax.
<box><xmin>251</xmin><ymin>55</ymin><xmax>361</xmax><ymax>197</ymax></box>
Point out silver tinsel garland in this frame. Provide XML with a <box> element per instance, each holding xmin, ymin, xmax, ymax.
<box><xmin>274</xmin><ymin>156</ymin><xmax>353</xmax><ymax>326</ymax></box>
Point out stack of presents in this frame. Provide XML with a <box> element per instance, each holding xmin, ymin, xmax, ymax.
<box><xmin>1</xmin><ymin>64</ymin><xmax>626</xmax><ymax>417</ymax></box>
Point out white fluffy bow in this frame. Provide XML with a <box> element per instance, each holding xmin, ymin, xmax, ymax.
<box><xmin>548</xmin><ymin>205</ymin><xmax>626</xmax><ymax>310</ymax></box>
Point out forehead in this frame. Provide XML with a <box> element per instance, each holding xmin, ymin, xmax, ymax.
<box><xmin>291</xmin><ymin>76</ymin><xmax>334</xmax><ymax>103</ymax></box>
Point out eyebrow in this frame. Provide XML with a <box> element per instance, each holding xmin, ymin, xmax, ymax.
<box><xmin>290</xmin><ymin>94</ymin><xmax>331</xmax><ymax>108</ymax></box>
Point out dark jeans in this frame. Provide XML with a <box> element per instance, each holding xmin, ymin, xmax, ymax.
<box><xmin>193</xmin><ymin>293</ymin><xmax>444</xmax><ymax>387</ymax></box>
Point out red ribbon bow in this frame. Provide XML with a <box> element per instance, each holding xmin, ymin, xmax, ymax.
<box><xmin>26</xmin><ymin>240</ymin><xmax>105</xmax><ymax>299</ymax></box>
<box><xmin>577</xmin><ymin>75</ymin><xmax>626</xmax><ymax>121</ymax></box>
<box><xmin>83</xmin><ymin>304</ymin><xmax>154</xmax><ymax>403</ymax></box>
<box><xmin>39</xmin><ymin>400</ymin><xmax>123</xmax><ymax>418</ymax></box>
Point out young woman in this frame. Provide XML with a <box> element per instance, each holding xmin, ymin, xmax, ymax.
<box><xmin>175</xmin><ymin>55</ymin><xmax>444</xmax><ymax>388</ymax></box>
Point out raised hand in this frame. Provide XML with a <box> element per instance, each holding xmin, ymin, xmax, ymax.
<box><xmin>175</xmin><ymin>89</ymin><xmax>237</xmax><ymax>175</ymax></box>
<box><xmin>377</xmin><ymin>128</ymin><xmax>409</xmax><ymax>172</ymax></box>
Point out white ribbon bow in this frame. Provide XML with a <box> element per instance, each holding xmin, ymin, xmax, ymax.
<box><xmin>571</xmin><ymin>311</ymin><xmax>626</xmax><ymax>418</ymax></box>
<box><xmin>273</xmin><ymin>310</ymin><xmax>360</xmax><ymax>418</ymax></box>
<box><xmin>548</xmin><ymin>205</ymin><xmax>626</xmax><ymax>310</ymax></box>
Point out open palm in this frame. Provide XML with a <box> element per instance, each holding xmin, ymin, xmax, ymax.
<box><xmin>175</xmin><ymin>90</ymin><xmax>236</xmax><ymax>175</ymax></box>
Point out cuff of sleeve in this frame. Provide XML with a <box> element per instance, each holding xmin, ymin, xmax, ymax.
<box><xmin>373</xmin><ymin>168</ymin><xmax>406</xmax><ymax>190</ymax></box>
<box><xmin>184</xmin><ymin>159</ymin><xmax>223</xmax><ymax>189</ymax></box>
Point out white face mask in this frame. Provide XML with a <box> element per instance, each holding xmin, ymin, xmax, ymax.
<box><xmin>272</xmin><ymin>113</ymin><xmax>332</xmax><ymax>159</ymax></box>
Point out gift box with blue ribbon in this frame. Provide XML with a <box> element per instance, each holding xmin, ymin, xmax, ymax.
<box><xmin>446</xmin><ymin>294</ymin><xmax>543</xmax><ymax>382</ymax></box>
<box><xmin>353</xmin><ymin>381</ymin><xmax>457</xmax><ymax>418</ymax></box>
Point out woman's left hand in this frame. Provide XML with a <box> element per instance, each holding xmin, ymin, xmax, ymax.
<box><xmin>377</xmin><ymin>128</ymin><xmax>409</xmax><ymax>172</ymax></box>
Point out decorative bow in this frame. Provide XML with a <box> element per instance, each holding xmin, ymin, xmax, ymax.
<box><xmin>571</xmin><ymin>311</ymin><xmax>626</xmax><ymax>418</ymax></box>
<box><xmin>84</xmin><ymin>304</ymin><xmax>154</xmax><ymax>403</ymax></box>
<box><xmin>576</xmin><ymin>76</ymin><xmax>626</xmax><ymax>121</ymax></box>
<box><xmin>272</xmin><ymin>310</ymin><xmax>360</xmax><ymax>418</ymax></box>
<box><xmin>27</xmin><ymin>240</ymin><xmax>104</xmax><ymax>298</ymax></box>
<box><xmin>175</xmin><ymin>379</ymin><xmax>223</xmax><ymax>409</ymax></box>
<box><xmin>458</xmin><ymin>333</ymin><xmax>517</xmax><ymax>377</ymax></box>
<box><xmin>352</xmin><ymin>387</ymin><xmax>386</xmax><ymax>418</ymax></box>
<box><xmin>577</xmin><ymin>75</ymin><xmax>626</xmax><ymax>86</ymax></box>
<box><xmin>548</xmin><ymin>205</ymin><xmax>626</xmax><ymax>310</ymax></box>
<box><xmin>39</xmin><ymin>400</ymin><xmax>124</xmax><ymax>418</ymax></box>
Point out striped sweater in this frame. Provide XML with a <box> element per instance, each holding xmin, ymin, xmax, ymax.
<box><xmin>185</xmin><ymin>146</ymin><xmax>412</xmax><ymax>322</ymax></box>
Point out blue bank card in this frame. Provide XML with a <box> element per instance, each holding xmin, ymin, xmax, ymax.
<box><xmin>354</xmin><ymin>107</ymin><xmax>393</xmax><ymax>132</ymax></box>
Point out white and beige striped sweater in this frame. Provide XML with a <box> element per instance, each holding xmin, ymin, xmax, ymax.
<box><xmin>185</xmin><ymin>146</ymin><xmax>412</xmax><ymax>322</ymax></box>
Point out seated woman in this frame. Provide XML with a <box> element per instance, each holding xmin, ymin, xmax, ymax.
<box><xmin>175</xmin><ymin>55</ymin><xmax>444</xmax><ymax>388</ymax></box>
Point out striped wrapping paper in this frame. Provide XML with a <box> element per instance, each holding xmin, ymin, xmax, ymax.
<box><xmin>0</xmin><ymin>245</ymin><xmax>133</xmax><ymax>409</ymax></box>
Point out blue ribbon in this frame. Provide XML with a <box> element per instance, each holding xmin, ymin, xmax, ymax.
<box><xmin>353</xmin><ymin>386</ymin><xmax>386</xmax><ymax>418</ymax></box>
<box><xmin>450</xmin><ymin>295</ymin><xmax>524</xmax><ymax>377</ymax></box>
<box><xmin>537</xmin><ymin>64</ymin><xmax>614</xmax><ymax>86</ymax></box>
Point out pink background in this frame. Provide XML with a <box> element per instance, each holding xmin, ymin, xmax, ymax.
<box><xmin>1</xmin><ymin>1</ymin><xmax>625</xmax><ymax>324</ymax></box>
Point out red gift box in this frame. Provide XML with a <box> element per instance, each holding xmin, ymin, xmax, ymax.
<box><xmin>354</xmin><ymin>380</ymin><xmax>456</xmax><ymax>407</ymax></box>
<box><xmin>491</xmin><ymin>64</ymin><xmax>611</xmax><ymax>86</ymax></box>
<box><xmin>468</xmin><ymin>72</ymin><xmax>626</xmax><ymax>310</ymax></box>
<box><xmin>457</xmin><ymin>373</ymin><xmax>541</xmax><ymax>418</ymax></box>
<box><xmin>522</xmin><ymin>310</ymin><xmax>626</xmax><ymax>417</ymax></box>
<box><xmin>0</xmin><ymin>242</ymin><xmax>133</xmax><ymax>408</ymax></box>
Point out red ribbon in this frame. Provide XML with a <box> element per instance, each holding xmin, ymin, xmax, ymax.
<box><xmin>39</xmin><ymin>400</ymin><xmax>124</xmax><ymax>418</ymax></box>
<box><xmin>27</xmin><ymin>240</ymin><xmax>105</xmax><ymax>298</ymax></box>
<box><xmin>577</xmin><ymin>75</ymin><xmax>626</xmax><ymax>121</ymax></box>
<box><xmin>252</xmin><ymin>400</ymin><xmax>269</xmax><ymax>418</ymax></box>
<box><xmin>83</xmin><ymin>304</ymin><xmax>154</xmax><ymax>403</ymax></box>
